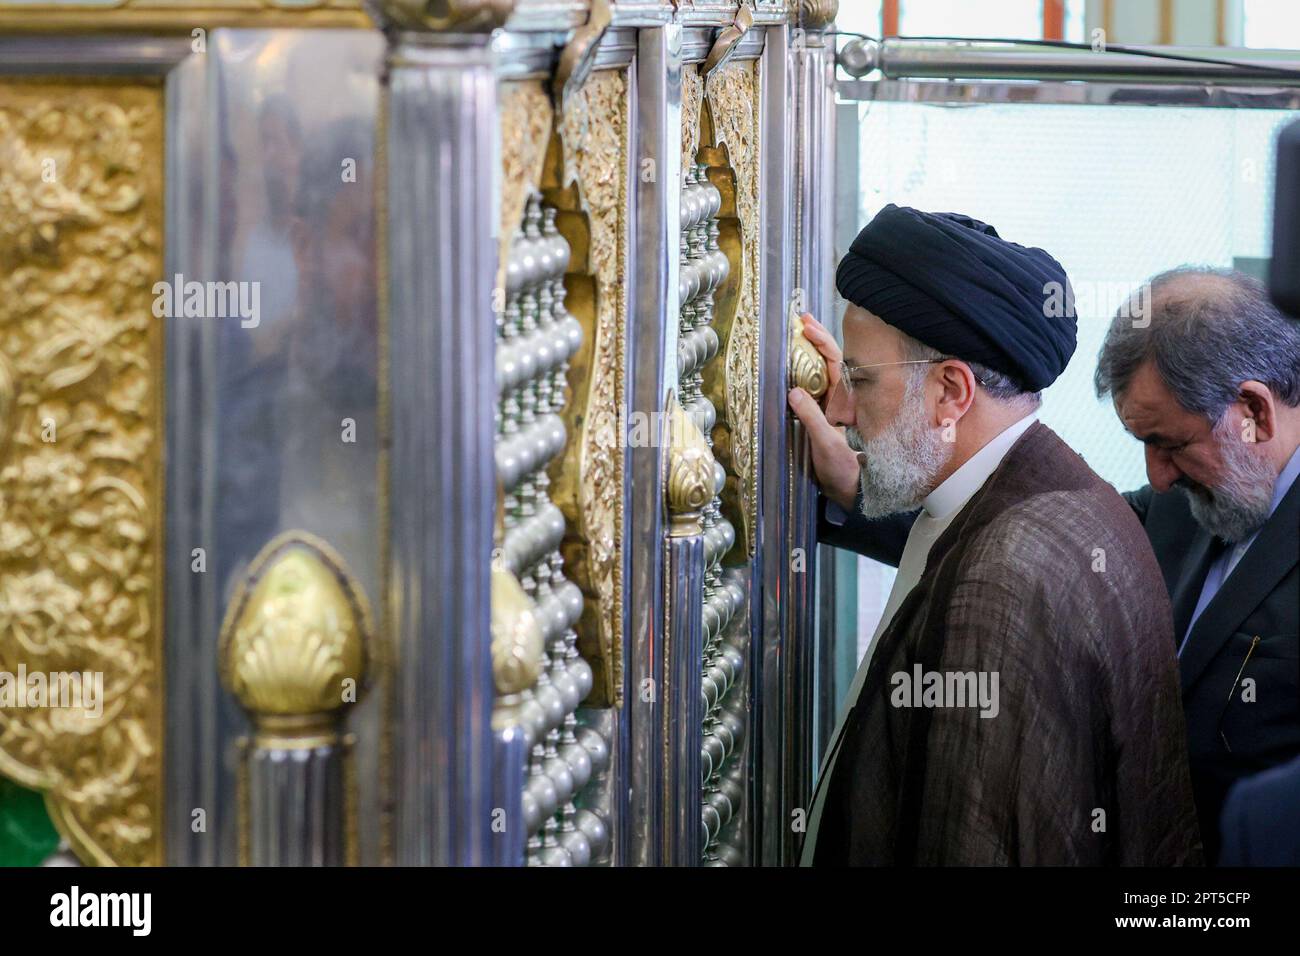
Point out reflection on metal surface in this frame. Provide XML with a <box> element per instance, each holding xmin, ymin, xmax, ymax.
<box><xmin>756</xmin><ymin>22</ymin><xmax>796</xmax><ymax>866</ymax></box>
<box><xmin>385</xmin><ymin>35</ymin><xmax>497</xmax><ymax>866</ymax></box>
<box><xmin>783</xmin><ymin>27</ymin><xmax>834</xmax><ymax>866</ymax></box>
<box><xmin>0</xmin><ymin>79</ymin><xmax>164</xmax><ymax>868</ymax></box>
<box><xmin>624</xmin><ymin>23</ymin><xmax>681</xmax><ymax>867</ymax></box>
<box><xmin>166</xmin><ymin>28</ymin><xmax>385</xmax><ymax>866</ymax></box>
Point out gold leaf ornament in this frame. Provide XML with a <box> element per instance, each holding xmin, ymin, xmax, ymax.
<box><xmin>666</xmin><ymin>396</ymin><xmax>716</xmax><ymax>537</ymax></box>
<box><xmin>490</xmin><ymin>563</ymin><xmax>544</xmax><ymax>697</ymax></box>
<box><xmin>219</xmin><ymin>533</ymin><xmax>373</xmax><ymax>726</ymax></box>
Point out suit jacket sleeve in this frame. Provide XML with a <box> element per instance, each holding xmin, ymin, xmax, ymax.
<box><xmin>1216</xmin><ymin>781</ymin><xmax>1251</xmax><ymax>866</ymax></box>
<box><xmin>816</xmin><ymin>492</ymin><xmax>917</xmax><ymax>567</ymax></box>
<box><xmin>1123</xmin><ymin>485</ymin><xmax>1154</xmax><ymax>525</ymax></box>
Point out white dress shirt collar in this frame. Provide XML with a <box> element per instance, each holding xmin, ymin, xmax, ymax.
<box><xmin>922</xmin><ymin>413</ymin><xmax>1039</xmax><ymax>522</ymax></box>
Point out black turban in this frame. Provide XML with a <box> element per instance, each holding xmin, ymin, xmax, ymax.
<box><xmin>835</xmin><ymin>204</ymin><xmax>1076</xmax><ymax>392</ymax></box>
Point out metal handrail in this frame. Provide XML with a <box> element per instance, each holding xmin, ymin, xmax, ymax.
<box><xmin>840</xmin><ymin>38</ymin><xmax>1300</xmax><ymax>87</ymax></box>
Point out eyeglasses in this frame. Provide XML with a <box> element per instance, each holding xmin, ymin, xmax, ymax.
<box><xmin>837</xmin><ymin>358</ymin><xmax>944</xmax><ymax>395</ymax></box>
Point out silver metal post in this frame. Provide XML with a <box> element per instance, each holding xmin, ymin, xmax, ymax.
<box><xmin>626</xmin><ymin>23</ymin><xmax>684</xmax><ymax>867</ymax></box>
<box><xmin>756</xmin><ymin>21</ymin><xmax>794</xmax><ymax>866</ymax></box>
<box><xmin>385</xmin><ymin>36</ymin><xmax>499</xmax><ymax>867</ymax></box>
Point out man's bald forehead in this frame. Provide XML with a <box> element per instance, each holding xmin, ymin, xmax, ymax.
<box><xmin>1150</xmin><ymin>271</ymin><xmax>1240</xmax><ymax>311</ymax></box>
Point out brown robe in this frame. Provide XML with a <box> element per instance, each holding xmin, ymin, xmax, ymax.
<box><xmin>808</xmin><ymin>423</ymin><xmax>1203</xmax><ymax>865</ymax></box>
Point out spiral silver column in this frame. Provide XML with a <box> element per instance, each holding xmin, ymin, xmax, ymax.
<box><xmin>496</xmin><ymin>194</ymin><xmax>611</xmax><ymax>867</ymax></box>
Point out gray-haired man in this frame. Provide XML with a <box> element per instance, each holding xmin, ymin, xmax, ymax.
<box><xmin>1094</xmin><ymin>266</ymin><xmax>1300</xmax><ymax>864</ymax></box>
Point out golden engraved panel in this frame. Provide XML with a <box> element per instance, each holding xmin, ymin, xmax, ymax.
<box><xmin>0</xmin><ymin>1</ymin><xmax>371</xmax><ymax>32</ymax></box>
<box><xmin>0</xmin><ymin>80</ymin><xmax>164</xmax><ymax>866</ymax></box>
<box><xmin>497</xmin><ymin>80</ymin><xmax>554</xmax><ymax>291</ymax></box>
<box><xmin>697</xmin><ymin>60</ymin><xmax>760</xmax><ymax>560</ymax></box>
<box><xmin>680</xmin><ymin>65</ymin><xmax>705</xmax><ymax>175</ymax></box>
<box><xmin>544</xmin><ymin>69</ymin><xmax>628</xmax><ymax>709</ymax></box>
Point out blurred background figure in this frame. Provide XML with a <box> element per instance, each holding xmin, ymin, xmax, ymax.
<box><xmin>1219</xmin><ymin>755</ymin><xmax>1300</xmax><ymax>865</ymax></box>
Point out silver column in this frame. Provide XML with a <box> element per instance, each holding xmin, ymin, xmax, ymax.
<box><xmin>385</xmin><ymin>35</ymin><xmax>499</xmax><ymax>866</ymax></box>
<box><xmin>243</xmin><ymin>742</ymin><xmax>349</xmax><ymax>867</ymax></box>
<box><xmin>787</xmin><ymin>23</ymin><xmax>838</xmax><ymax>861</ymax></box>
<box><xmin>626</xmin><ymin>23</ymin><xmax>684</xmax><ymax>867</ymax></box>
<box><xmin>664</xmin><ymin>488</ymin><xmax>706</xmax><ymax>866</ymax></box>
<box><xmin>165</xmin><ymin>28</ymin><xmax>384</xmax><ymax>866</ymax></box>
<box><xmin>756</xmin><ymin>21</ymin><xmax>795</xmax><ymax>867</ymax></box>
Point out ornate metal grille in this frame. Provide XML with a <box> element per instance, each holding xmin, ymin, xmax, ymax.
<box><xmin>677</xmin><ymin>163</ymin><xmax>748</xmax><ymax>864</ymax></box>
<box><xmin>497</xmin><ymin>194</ymin><xmax>612</xmax><ymax>866</ymax></box>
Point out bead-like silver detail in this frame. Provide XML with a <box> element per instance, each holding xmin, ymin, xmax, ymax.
<box><xmin>497</xmin><ymin>194</ymin><xmax>610</xmax><ymax>865</ymax></box>
<box><xmin>677</xmin><ymin>162</ymin><xmax>752</xmax><ymax>863</ymax></box>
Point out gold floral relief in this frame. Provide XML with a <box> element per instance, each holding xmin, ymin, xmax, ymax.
<box><xmin>543</xmin><ymin>68</ymin><xmax>628</xmax><ymax>709</ymax></box>
<box><xmin>496</xmin><ymin>80</ymin><xmax>554</xmax><ymax>291</ymax></box>
<box><xmin>0</xmin><ymin>80</ymin><xmax>164</xmax><ymax>866</ymax></box>
<box><xmin>680</xmin><ymin>64</ymin><xmax>704</xmax><ymax>176</ymax></box>
<box><xmin>0</xmin><ymin>1</ymin><xmax>371</xmax><ymax>32</ymax></box>
<box><xmin>698</xmin><ymin>59</ymin><xmax>760</xmax><ymax>560</ymax></box>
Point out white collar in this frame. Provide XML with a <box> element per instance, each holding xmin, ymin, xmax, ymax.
<box><xmin>922</xmin><ymin>413</ymin><xmax>1039</xmax><ymax>521</ymax></box>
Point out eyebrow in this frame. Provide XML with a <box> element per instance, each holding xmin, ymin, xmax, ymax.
<box><xmin>1126</xmin><ymin>426</ymin><xmax>1183</xmax><ymax>448</ymax></box>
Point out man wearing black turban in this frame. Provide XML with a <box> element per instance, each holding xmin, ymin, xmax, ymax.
<box><xmin>789</xmin><ymin>205</ymin><xmax>1201</xmax><ymax>866</ymax></box>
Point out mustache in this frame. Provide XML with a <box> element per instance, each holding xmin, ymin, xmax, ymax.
<box><xmin>1173</xmin><ymin>475</ymin><xmax>1211</xmax><ymax>499</ymax></box>
<box><xmin>844</xmin><ymin>427</ymin><xmax>869</xmax><ymax>466</ymax></box>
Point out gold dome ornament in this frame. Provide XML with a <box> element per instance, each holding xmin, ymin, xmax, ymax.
<box><xmin>218</xmin><ymin>532</ymin><xmax>374</xmax><ymax>747</ymax></box>
<box><xmin>490</xmin><ymin>561</ymin><xmax>545</xmax><ymax>700</ymax></box>
<box><xmin>788</xmin><ymin>308</ymin><xmax>829</xmax><ymax>400</ymax></box>
<box><xmin>665</xmin><ymin>395</ymin><xmax>716</xmax><ymax>538</ymax></box>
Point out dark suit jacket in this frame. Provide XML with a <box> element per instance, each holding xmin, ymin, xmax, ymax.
<box><xmin>1218</xmin><ymin>755</ymin><xmax>1300</xmax><ymax>866</ymax></box>
<box><xmin>819</xmin><ymin>473</ymin><xmax>1300</xmax><ymax>864</ymax></box>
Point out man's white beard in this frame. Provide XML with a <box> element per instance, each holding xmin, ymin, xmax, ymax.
<box><xmin>845</xmin><ymin>370</ymin><xmax>953</xmax><ymax>520</ymax></box>
<box><xmin>1178</xmin><ymin>416</ymin><xmax>1277</xmax><ymax>543</ymax></box>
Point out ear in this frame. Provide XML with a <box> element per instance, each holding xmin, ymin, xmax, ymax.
<box><xmin>931</xmin><ymin>359</ymin><xmax>977</xmax><ymax>429</ymax></box>
<box><xmin>1236</xmin><ymin>380</ymin><xmax>1278</xmax><ymax>444</ymax></box>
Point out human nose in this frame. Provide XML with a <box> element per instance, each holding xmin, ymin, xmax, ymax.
<box><xmin>825</xmin><ymin>379</ymin><xmax>854</xmax><ymax>428</ymax></box>
<box><xmin>1144</xmin><ymin>444</ymin><xmax>1182</xmax><ymax>494</ymax></box>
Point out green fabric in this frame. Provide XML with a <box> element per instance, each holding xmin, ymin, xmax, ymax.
<box><xmin>0</xmin><ymin>777</ymin><xmax>59</xmax><ymax>866</ymax></box>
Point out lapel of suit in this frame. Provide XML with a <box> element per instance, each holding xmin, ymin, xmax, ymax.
<box><xmin>1179</xmin><ymin>475</ymin><xmax>1300</xmax><ymax>695</ymax></box>
<box><xmin>1168</xmin><ymin>528</ymin><xmax>1220</xmax><ymax>649</ymax></box>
